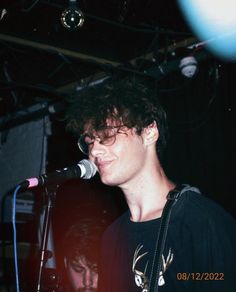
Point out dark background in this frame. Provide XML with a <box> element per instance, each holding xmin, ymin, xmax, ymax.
<box><xmin>0</xmin><ymin>0</ymin><xmax>235</xmax><ymax>290</ymax></box>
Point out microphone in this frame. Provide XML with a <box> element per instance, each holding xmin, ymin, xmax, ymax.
<box><xmin>19</xmin><ymin>159</ymin><xmax>97</xmax><ymax>189</ymax></box>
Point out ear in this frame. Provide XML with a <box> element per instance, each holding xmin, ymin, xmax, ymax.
<box><xmin>142</xmin><ymin>121</ymin><xmax>159</xmax><ymax>145</ymax></box>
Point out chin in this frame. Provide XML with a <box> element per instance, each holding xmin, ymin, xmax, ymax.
<box><xmin>100</xmin><ymin>173</ymin><xmax>120</xmax><ymax>186</ymax></box>
<box><xmin>101</xmin><ymin>177</ymin><xmax>117</xmax><ymax>186</ymax></box>
<box><xmin>101</xmin><ymin>175</ymin><xmax>128</xmax><ymax>188</ymax></box>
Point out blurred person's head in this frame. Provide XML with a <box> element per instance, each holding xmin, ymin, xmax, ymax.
<box><xmin>63</xmin><ymin>217</ymin><xmax>106</xmax><ymax>292</ymax></box>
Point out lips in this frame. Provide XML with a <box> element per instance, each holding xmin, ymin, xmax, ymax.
<box><xmin>96</xmin><ymin>160</ymin><xmax>113</xmax><ymax>171</ymax></box>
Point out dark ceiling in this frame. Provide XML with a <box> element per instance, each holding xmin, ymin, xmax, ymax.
<box><xmin>0</xmin><ymin>0</ymin><xmax>204</xmax><ymax>119</ymax></box>
<box><xmin>0</xmin><ymin>1</ymin><xmax>234</xmax><ymax>133</ymax></box>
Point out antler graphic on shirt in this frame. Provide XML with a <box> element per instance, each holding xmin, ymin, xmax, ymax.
<box><xmin>158</xmin><ymin>248</ymin><xmax>174</xmax><ymax>286</ymax></box>
<box><xmin>132</xmin><ymin>244</ymin><xmax>149</xmax><ymax>292</ymax></box>
<box><xmin>132</xmin><ymin>245</ymin><xmax>174</xmax><ymax>290</ymax></box>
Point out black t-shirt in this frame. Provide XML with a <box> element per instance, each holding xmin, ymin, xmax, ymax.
<box><xmin>98</xmin><ymin>188</ymin><xmax>236</xmax><ymax>292</ymax></box>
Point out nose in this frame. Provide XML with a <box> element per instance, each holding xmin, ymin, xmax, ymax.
<box><xmin>89</xmin><ymin>139</ymin><xmax>106</xmax><ymax>158</ymax></box>
<box><xmin>83</xmin><ymin>270</ymin><xmax>93</xmax><ymax>288</ymax></box>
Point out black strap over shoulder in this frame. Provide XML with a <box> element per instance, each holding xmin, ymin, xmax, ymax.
<box><xmin>167</xmin><ymin>184</ymin><xmax>200</xmax><ymax>201</ymax></box>
<box><xmin>149</xmin><ymin>184</ymin><xmax>198</xmax><ymax>291</ymax></box>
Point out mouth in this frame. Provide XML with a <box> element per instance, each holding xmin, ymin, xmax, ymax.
<box><xmin>96</xmin><ymin>160</ymin><xmax>113</xmax><ymax>171</ymax></box>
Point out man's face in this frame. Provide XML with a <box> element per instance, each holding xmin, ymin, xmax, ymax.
<box><xmin>66</xmin><ymin>256</ymin><xmax>98</xmax><ymax>292</ymax></box>
<box><xmin>88</xmin><ymin>125</ymin><xmax>149</xmax><ymax>188</ymax></box>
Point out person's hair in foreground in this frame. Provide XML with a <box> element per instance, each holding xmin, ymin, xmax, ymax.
<box><xmin>62</xmin><ymin>217</ymin><xmax>106</xmax><ymax>292</ymax></box>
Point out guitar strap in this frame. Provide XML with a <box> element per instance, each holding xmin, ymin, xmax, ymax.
<box><xmin>149</xmin><ymin>184</ymin><xmax>200</xmax><ymax>291</ymax></box>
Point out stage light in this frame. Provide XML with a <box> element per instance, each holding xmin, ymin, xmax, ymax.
<box><xmin>178</xmin><ymin>0</ymin><xmax>236</xmax><ymax>60</ymax></box>
<box><xmin>179</xmin><ymin>55</ymin><xmax>198</xmax><ymax>78</ymax></box>
<box><xmin>0</xmin><ymin>8</ymin><xmax>7</xmax><ymax>21</ymax></box>
<box><xmin>61</xmin><ymin>0</ymin><xmax>84</xmax><ymax>30</ymax></box>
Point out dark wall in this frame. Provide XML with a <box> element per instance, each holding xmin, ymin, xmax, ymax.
<box><xmin>162</xmin><ymin>61</ymin><xmax>235</xmax><ymax>217</ymax></box>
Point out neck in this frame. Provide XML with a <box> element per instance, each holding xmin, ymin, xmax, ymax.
<box><xmin>120</xmin><ymin>160</ymin><xmax>175</xmax><ymax>222</ymax></box>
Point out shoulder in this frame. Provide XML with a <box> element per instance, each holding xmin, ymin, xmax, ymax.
<box><xmin>173</xmin><ymin>186</ymin><xmax>236</xmax><ymax>232</ymax></box>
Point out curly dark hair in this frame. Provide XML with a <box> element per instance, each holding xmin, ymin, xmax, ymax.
<box><xmin>63</xmin><ymin>218</ymin><xmax>106</xmax><ymax>270</ymax></box>
<box><xmin>66</xmin><ymin>76</ymin><xmax>168</xmax><ymax>159</ymax></box>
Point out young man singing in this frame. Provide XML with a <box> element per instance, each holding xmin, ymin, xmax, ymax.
<box><xmin>67</xmin><ymin>77</ymin><xmax>236</xmax><ymax>292</ymax></box>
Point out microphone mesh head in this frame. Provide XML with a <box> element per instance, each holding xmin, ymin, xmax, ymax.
<box><xmin>80</xmin><ymin>159</ymin><xmax>97</xmax><ymax>179</ymax></box>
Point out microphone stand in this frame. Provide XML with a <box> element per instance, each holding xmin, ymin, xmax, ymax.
<box><xmin>36</xmin><ymin>184</ymin><xmax>59</xmax><ymax>292</ymax></box>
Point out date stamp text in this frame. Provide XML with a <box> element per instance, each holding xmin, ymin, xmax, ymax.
<box><xmin>176</xmin><ymin>272</ymin><xmax>224</xmax><ymax>281</ymax></box>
